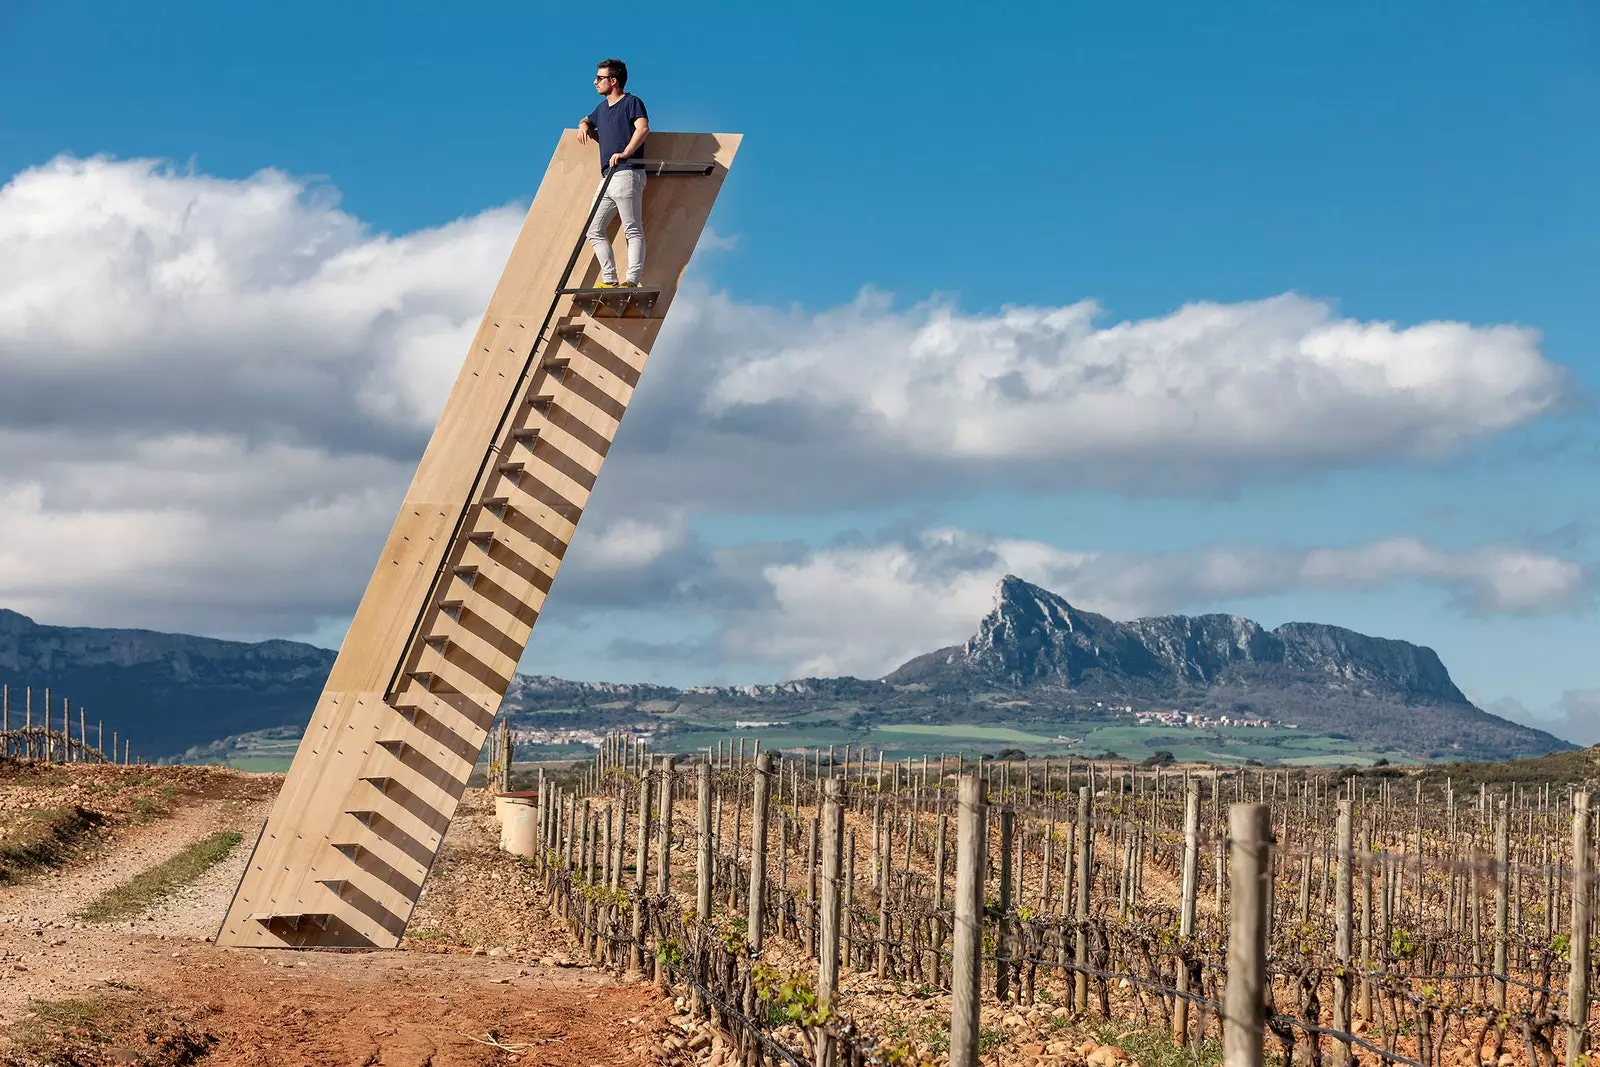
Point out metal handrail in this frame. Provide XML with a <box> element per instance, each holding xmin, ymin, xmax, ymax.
<box><xmin>624</xmin><ymin>158</ymin><xmax>717</xmax><ymax>176</ymax></box>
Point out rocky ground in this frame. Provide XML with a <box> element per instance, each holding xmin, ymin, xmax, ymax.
<box><xmin>0</xmin><ymin>760</ymin><xmax>681</xmax><ymax>1066</ymax></box>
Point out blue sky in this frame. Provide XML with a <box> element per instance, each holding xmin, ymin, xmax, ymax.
<box><xmin>0</xmin><ymin>1</ymin><xmax>1597</xmax><ymax>740</ymax></box>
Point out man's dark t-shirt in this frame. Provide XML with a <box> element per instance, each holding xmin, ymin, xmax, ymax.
<box><xmin>586</xmin><ymin>93</ymin><xmax>648</xmax><ymax>176</ymax></box>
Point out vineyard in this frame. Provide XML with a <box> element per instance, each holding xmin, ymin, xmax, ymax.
<box><xmin>0</xmin><ymin>683</ymin><xmax>135</xmax><ymax>764</ymax></box>
<box><xmin>515</xmin><ymin>736</ymin><xmax>1600</xmax><ymax>1067</ymax></box>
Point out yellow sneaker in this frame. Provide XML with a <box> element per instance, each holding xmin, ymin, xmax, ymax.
<box><xmin>594</xmin><ymin>280</ymin><xmax>619</xmax><ymax>289</ymax></box>
<box><xmin>619</xmin><ymin>280</ymin><xmax>640</xmax><ymax>288</ymax></box>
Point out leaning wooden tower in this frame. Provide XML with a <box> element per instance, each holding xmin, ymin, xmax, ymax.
<box><xmin>217</xmin><ymin>130</ymin><xmax>740</xmax><ymax>948</ymax></box>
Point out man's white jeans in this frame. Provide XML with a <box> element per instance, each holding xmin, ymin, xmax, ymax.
<box><xmin>587</xmin><ymin>168</ymin><xmax>646</xmax><ymax>284</ymax></box>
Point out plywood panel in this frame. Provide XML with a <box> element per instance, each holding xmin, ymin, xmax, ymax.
<box><xmin>219</xmin><ymin>130</ymin><xmax>739</xmax><ymax>948</ymax></box>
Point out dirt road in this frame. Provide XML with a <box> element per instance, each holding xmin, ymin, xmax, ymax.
<box><xmin>0</xmin><ymin>761</ymin><xmax>679</xmax><ymax>1066</ymax></box>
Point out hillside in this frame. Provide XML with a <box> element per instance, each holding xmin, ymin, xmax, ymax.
<box><xmin>873</xmin><ymin>575</ymin><xmax>1564</xmax><ymax>759</ymax></box>
<box><xmin>0</xmin><ymin>609</ymin><xmax>334</xmax><ymax>757</ymax></box>
<box><xmin>1415</xmin><ymin>743</ymin><xmax>1600</xmax><ymax>787</ymax></box>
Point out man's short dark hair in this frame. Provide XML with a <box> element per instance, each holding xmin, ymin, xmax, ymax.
<box><xmin>598</xmin><ymin>58</ymin><xmax>628</xmax><ymax>91</ymax></box>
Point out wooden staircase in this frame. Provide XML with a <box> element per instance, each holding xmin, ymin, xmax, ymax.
<box><xmin>216</xmin><ymin>133</ymin><xmax>741</xmax><ymax>948</ymax></box>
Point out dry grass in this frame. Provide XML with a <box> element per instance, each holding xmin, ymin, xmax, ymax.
<box><xmin>0</xmin><ymin>807</ymin><xmax>102</xmax><ymax>884</ymax></box>
<box><xmin>4</xmin><ymin>987</ymin><xmax>216</xmax><ymax>1066</ymax></box>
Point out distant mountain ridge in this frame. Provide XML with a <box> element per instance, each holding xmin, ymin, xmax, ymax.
<box><xmin>0</xmin><ymin>609</ymin><xmax>334</xmax><ymax>757</ymax></box>
<box><xmin>0</xmin><ymin>575</ymin><xmax>1573</xmax><ymax>762</ymax></box>
<box><xmin>891</xmin><ymin>575</ymin><xmax>1466</xmax><ymax>701</ymax></box>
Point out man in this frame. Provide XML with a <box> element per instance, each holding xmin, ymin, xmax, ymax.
<box><xmin>577</xmin><ymin>58</ymin><xmax>649</xmax><ymax>288</ymax></box>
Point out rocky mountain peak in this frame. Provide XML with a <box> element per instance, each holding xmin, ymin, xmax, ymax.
<box><xmin>940</xmin><ymin>575</ymin><xmax>1469</xmax><ymax>703</ymax></box>
<box><xmin>958</xmin><ymin>576</ymin><xmax>1158</xmax><ymax>687</ymax></box>
<box><xmin>0</xmin><ymin>608</ymin><xmax>36</xmax><ymax>634</ymax></box>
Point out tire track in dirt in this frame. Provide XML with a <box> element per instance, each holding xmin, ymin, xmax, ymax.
<box><xmin>0</xmin><ymin>799</ymin><xmax>260</xmax><ymax>928</ymax></box>
<box><xmin>136</xmin><ymin>798</ymin><xmax>270</xmax><ymax>939</ymax></box>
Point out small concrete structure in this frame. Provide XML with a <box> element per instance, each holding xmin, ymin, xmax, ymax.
<box><xmin>497</xmin><ymin>789</ymin><xmax>540</xmax><ymax>858</ymax></box>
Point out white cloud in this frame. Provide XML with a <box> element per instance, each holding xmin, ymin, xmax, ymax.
<box><xmin>734</xmin><ymin>541</ymin><xmax>1008</xmax><ymax>679</ymax></box>
<box><xmin>1025</xmin><ymin>536</ymin><xmax>1591</xmax><ymax>618</ymax></box>
<box><xmin>1486</xmin><ymin>692</ymin><xmax>1600</xmax><ymax>747</ymax></box>
<box><xmin>0</xmin><ymin>154</ymin><xmax>1583</xmax><ymax>646</ymax></box>
<box><xmin>0</xmin><ymin>156</ymin><xmax>517</xmax><ymax>635</ymax></box>
<box><xmin>582</xmin><ymin>516</ymin><xmax>687</xmax><ymax>568</ymax></box>
<box><xmin>0</xmin><ymin>155</ymin><xmax>516</xmax><ymax>447</ymax></box>
<box><xmin>676</xmin><ymin>290</ymin><xmax>1570</xmax><ymax>491</ymax></box>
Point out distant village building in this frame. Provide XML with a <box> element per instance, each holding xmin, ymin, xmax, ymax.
<box><xmin>1131</xmin><ymin>709</ymin><xmax>1278</xmax><ymax>729</ymax></box>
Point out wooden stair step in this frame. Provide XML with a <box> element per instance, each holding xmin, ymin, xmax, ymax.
<box><xmin>251</xmin><ymin>912</ymin><xmax>331</xmax><ymax>931</ymax></box>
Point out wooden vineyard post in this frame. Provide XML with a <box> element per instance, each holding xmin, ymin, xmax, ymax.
<box><xmin>877</xmin><ymin>816</ymin><xmax>891</xmax><ymax>979</ymax></box>
<box><xmin>806</xmin><ymin>816</ymin><xmax>820</xmax><ymax>958</ymax></box>
<box><xmin>697</xmin><ymin>759</ymin><xmax>713</xmax><ymax>921</ymax></box>
<box><xmin>611</xmin><ymin>795</ymin><xmax>625</xmax><ymax>894</ymax></box>
<box><xmin>1041</xmin><ymin>820</ymin><xmax>1053</xmax><ymax>916</ymax></box>
<box><xmin>1569</xmin><ymin>790</ymin><xmax>1591</xmax><ymax>1065</ymax></box>
<box><xmin>599</xmin><ymin>801</ymin><xmax>613</xmax><ymax>960</ymax></box>
<box><xmin>1493</xmin><ymin>798</ymin><xmax>1509</xmax><ymax>1013</ymax></box>
<box><xmin>564</xmin><ymin>792</ymin><xmax>577</xmax><ymax>875</ymax></box>
<box><xmin>1225</xmin><ymin>803</ymin><xmax>1270</xmax><ymax>1067</ymax></box>
<box><xmin>586</xmin><ymin>802</ymin><xmax>601</xmax><ymax>953</ymax></box>
<box><xmin>726</xmin><ymin>796</ymin><xmax>740</xmax><ymax>912</ymax></box>
<box><xmin>1333</xmin><ymin>800</ymin><xmax>1353</xmax><ymax>1067</ymax></box>
<box><xmin>871</xmin><ymin>799</ymin><xmax>882</xmax><ymax>893</ymax></box>
<box><xmin>535</xmin><ymin>773</ymin><xmax>548</xmax><ymax>873</ymax></box>
<box><xmin>817</xmin><ymin>778</ymin><xmax>845</xmax><ymax>1067</ymax></box>
<box><xmin>1413</xmin><ymin>780</ymin><xmax>1425</xmax><ymax>923</ymax></box>
<box><xmin>656</xmin><ymin>756</ymin><xmax>674</xmax><ymax>900</ymax></box>
<box><xmin>630</xmin><ymin>762</ymin><xmax>652</xmax><ymax>979</ymax></box>
<box><xmin>844</xmin><ymin>831</ymin><xmax>856</xmax><ymax>969</ymax></box>
<box><xmin>780</xmin><ymin>813</ymin><xmax>791</xmax><ymax>933</ymax></box>
<box><xmin>749</xmin><ymin>751</ymin><xmax>773</xmax><ymax>954</ymax></box>
<box><xmin>579</xmin><ymin>798</ymin><xmax>593</xmax><ymax>937</ymax></box>
<box><xmin>997</xmin><ymin>807</ymin><xmax>1014</xmax><ymax>1001</ymax></box>
<box><xmin>1075</xmin><ymin>786</ymin><xmax>1092</xmax><ymax>1014</ymax></box>
<box><xmin>1174</xmin><ymin>779</ymin><xmax>1200</xmax><ymax>1045</ymax></box>
<box><xmin>1360</xmin><ymin>817</ymin><xmax>1374</xmax><ymax>1023</ymax></box>
<box><xmin>933</xmin><ymin>811</ymin><xmax>948</xmax><ymax>988</ymax></box>
<box><xmin>656</xmin><ymin>755</ymin><xmax>674</xmax><ymax>993</ymax></box>
<box><xmin>499</xmin><ymin>720</ymin><xmax>513</xmax><ymax>793</ymax></box>
<box><xmin>949</xmin><ymin>775</ymin><xmax>987</xmax><ymax>1067</ymax></box>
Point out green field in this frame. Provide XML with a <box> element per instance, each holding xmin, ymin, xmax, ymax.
<box><xmin>176</xmin><ymin>709</ymin><xmax>1415</xmax><ymax>773</ymax></box>
<box><xmin>645</xmin><ymin>719</ymin><xmax>1409</xmax><ymax>768</ymax></box>
<box><xmin>874</xmin><ymin>724</ymin><xmax>1059</xmax><ymax>745</ymax></box>
<box><xmin>171</xmin><ymin>725</ymin><xmax>302</xmax><ymax>773</ymax></box>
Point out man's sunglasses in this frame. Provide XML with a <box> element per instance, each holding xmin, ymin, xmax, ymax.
<box><xmin>594</xmin><ymin>74</ymin><xmax>614</xmax><ymax>82</ymax></box>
